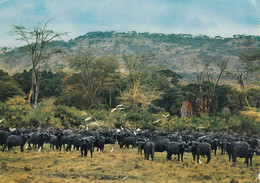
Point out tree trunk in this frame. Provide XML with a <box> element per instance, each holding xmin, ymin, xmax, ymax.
<box><xmin>31</xmin><ymin>68</ymin><xmax>40</xmax><ymax>112</ymax></box>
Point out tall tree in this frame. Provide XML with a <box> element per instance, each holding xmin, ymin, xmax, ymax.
<box><xmin>238</xmin><ymin>50</ymin><xmax>260</xmax><ymax>111</ymax></box>
<box><xmin>11</xmin><ymin>20</ymin><xmax>67</xmax><ymax>111</ymax></box>
<box><xmin>151</xmin><ymin>69</ymin><xmax>182</xmax><ymax>115</ymax></box>
<box><xmin>0</xmin><ymin>70</ymin><xmax>24</xmax><ymax>102</ymax></box>
<box><xmin>63</xmin><ymin>50</ymin><xmax>119</xmax><ymax>109</ymax></box>
<box><xmin>194</xmin><ymin>52</ymin><xmax>229</xmax><ymax>115</ymax></box>
<box><xmin>240</xmin><ymin>49</ymin><xmax>260</xmax><ymax>86</ymax></box>
<box><xmin>120</xmin><ymin>54</ymin><xmax>161</xmax><ymax>111</ymax></box>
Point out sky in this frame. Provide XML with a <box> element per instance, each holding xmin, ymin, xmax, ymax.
<box><xmin>1</xmin><ymin>0</ymin><xmax>260</xmax><ymax>47</ymax></box>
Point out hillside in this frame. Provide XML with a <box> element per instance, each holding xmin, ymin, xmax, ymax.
<box><xmin>1</xmin><ymin>32</ymin><xmax>259</xmax><ymax>83</ymax></box>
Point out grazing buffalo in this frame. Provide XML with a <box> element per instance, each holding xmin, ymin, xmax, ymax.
<box><xmin>28</xmin><ymin>132</ymin><xmax>49</xmax><ymax>150</ymax></box>
<box><xmin>79</xmin><ymin>136</ymin><xmax>95</xmax><ymax>158</ymax></box>
<box><xmin>105</xmin><ymin>136</ymin><xmax>116</xmax><ymax>145</ymax></box>
<box><xmin>144</xmin><ymin>141</ymin><xmax>155</xmax><ymax>161</ymax></box>
<box><xmin>120</xmin><ymin>136</ymin><xmax>136</xmax><ymax>149</ymax></box>
<box><xmin>249</xmin><ymin>138</ymin><xmax>260</xmax><ymax>155</ymax></box>
<box><xmin>221</xmin><ymin>140</ymin><xmax>250</xmax><ymax>162</ymax></box>
<box><xmin>137</xmin><ymin>138</ymin><xmax>148</xmax><ymax>155</ymax></box>
<box><xmin>66</xmin><ymin>133</ymin><xmax>81</xmax><ymax>151</ymax></box>
<box><xmin>232</xmin><ymin>146</ymin><xmax>254</xmax><ymax>166</ymax></box>
<box><xmin>0</xmin><ymin>130</ymin><xmax>9</xmax><ymax>150</ymax></box>
<box><xmin>94</xmin><ymin>136</ymin><xmax>106</xmax><ymax>152</ymax></box>
<box><xmin>3</xmin><ymin>134</ymin><xmax>29</xmax><ymax>152</ymax></box>
<box><xmin>209</xmin><ymin>139</ymin><xmax>219</xmax><ymax>156</ymax></box>
<box><xmin>167</xmin><ymin>141</ymin><xmax>186</xmax><ymax>162</ymax></box>
<box><xmin>152</xmin><ymin>136</ymin><xmax>170</xmax><ymax>153</ymax></box>
<box><xmin>49</xmin><ymin>131</ymin><xmax>63</xmax><ymax>151</ymax></box>
<box><xmin>189</xmin><ymin>142</ymin><xmax>211</xmax><ymax>163</ymax></box>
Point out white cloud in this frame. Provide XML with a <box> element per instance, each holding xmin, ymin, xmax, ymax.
<box><xmin>0</xmin><ymin>0</ymin><xmax>9</xmax><ymax>4</ymax></box>
<box><xmin>248</xmin><ymin>0</ymin><xmax>260</xmax><ymax>8</ymax></box>
<box><xmin>1</xmin><ymin>0</ymin><xmax>260</xmax><ymax>47</ymax></box>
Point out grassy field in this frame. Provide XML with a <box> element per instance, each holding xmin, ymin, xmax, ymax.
<box><xmin>0</xmin><ymin>144</ymin><xmax>259</xmax><ymax>183</ymax></box>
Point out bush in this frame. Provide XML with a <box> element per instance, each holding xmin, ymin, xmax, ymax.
<box><xmin>227</xmin><ymin>114</ymin><xmax>257</xmax><ymax>134</ymax></box>
<box><xmin>124</xmin><ymin>110</ymin><xmax>156</xmax><ymax>130</ymax></box>
<box><xmin>0</xmin><ymin>96</ymin><xmax>31</xmax><ymax>127</ymax></box>
<box><xmin>106</xmin><ymin>110</ymin><xmax>126</xmax><ymax>129</ymax></box>
<box><xmin>55</xmin><ymin>105</ymin><xmax>88</xmax><ymax>128</ymax></box>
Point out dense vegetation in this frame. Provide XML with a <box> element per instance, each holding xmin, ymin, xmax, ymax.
<box><xmin>0</xmin><ymin>56</ymin><xmax>259</xmax><ymax>133</ymax></box>
<box><xmin>0</xmin><ymin>29</ymin><xmax>260</xmax><ymax>134</ymax></box>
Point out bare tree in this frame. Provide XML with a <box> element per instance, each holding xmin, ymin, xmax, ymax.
<box><xmin>11</xmin><ymin>20</ymin><xmax>67</xmax><ymax>111</ymax></box>
<box><xmin>194</xmin><ymin>52</ymin><xmax>229</xmax><ymax>115</ymax></box>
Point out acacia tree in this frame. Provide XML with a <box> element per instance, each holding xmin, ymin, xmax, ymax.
<box><xmin>12</xmin><ymin>20</ymin><xmax>67</xmax><ymax>111</ymax></box>
<box><xmin>63</xmin><ymin>50</ymin><xmax>120</xmax><ymax>109</ymax></box>
<box><xmin>237</xmin><ymin>50</ymin><xmax>260</xmax><ymax>110</ymax></box>
<box><xmin>193</xmin><ymin>53</ymin><xmax>229</xmax><ymax>116</ymax></box>
<box><xmin>120</xmin><ymin>54</ymin><xmax>161</xmax><ymax>111</ymax></box>
<box><xmin>240</xmin><ymin>49</ymin><xmax>260</xmax><ymax>85</ymax></box>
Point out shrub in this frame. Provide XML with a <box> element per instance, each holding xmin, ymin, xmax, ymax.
<box><xmin>55</xmin><ymin>105</ymin><xmax>88</xmax><ymax>128</ymax></box>
<box><xmin>0</xmin><ymin>96</ymin><xmax>31</xmax><ymax>127</ymax></box>
<box><xmin>106</xmin><ymin>110</ymin><xmax>126</xmax><ymax>129</ymax></box>
<box><xmin>124</xmin><ymin>110</ymin><xmax>156</xmax><ymax>130</ymax></box>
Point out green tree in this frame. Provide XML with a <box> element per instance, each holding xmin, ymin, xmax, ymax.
<box><xmin>97</xmin><ymin>72</ymin><xmax>123</xmax><ymax>109</ymax></box>
<box><xmin>62</xmin><ymin>50</ymin><xmax>119</xmax><ymax>109</ymax></box>
<box><xmin>120</xmin><ymin>54</ymin><xmax>161</xmax><ymax>111</ymax></box>
<box><xmin>0</xmin><ymin>70</ymin><xmax>24</xmax><ymax>102</ymax></box>
<box><xmin>13</xmin><ymin>69</ymin><xmax>32</xmax><ymax>96</ymax></box>
<box><xmin>11</xmin><ymin>20</ymin><xmax>67</xmax><ymax>111</ymax></box>
<box><xmin>194</xmin><ymin>53</ymin><xmax>229</xmax><ymax>115</ymax></box>
<box><xmin>240</xmin><ymin>49</ymin><xmax>260</xmax><ymax>85</ymax></box>
<box><xmin>39</xmin><ymin>70</ymin><xmax>67</xmax><ymax>99</ymax></box>
<box><xmin>13</xmin><ymin>69</ymin><xmax>66</xmax><ymax>101</ymax></box>
<box><xmin>238</xmin><ymin>50</ymin><xmax>260</xmax><ymax>111</ymax></box>
<box><xmin>151</xmin><ymin>69</ymin><xmax>182</xmax><ymax>115</ymax></box>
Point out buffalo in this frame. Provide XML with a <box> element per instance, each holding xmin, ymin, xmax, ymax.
<box><xmin>144</xmin><ymin>141</ymin><xmax>155</xmax><ymax>161</ymax></box>
<box><xmin>79</xmin><ymin>136</ymin><xmax>95</xmax><ymax>158</ymax></box>
<box><xmin>167</xmin><ymin>141</ymin><xmax>186</xmax><ymax>162</ymax></box>
<box><xmin>120</xmin><ymin>136</ymin><xmax>136</xmax><ymax>149</ymax></box>
<box><xmin>28</xmin><ymin>132</ymin><xmax>49</xmax><ymax>151</ymax></box>
<box><xmin>189</xmin><ymin>141</ymin><xmax>211</xmax><ymax>163</ymax></box>
<box><xmin>3</xmin><ymin>133</ymin><xmax>29</xmax><ymax>152</ymax></box>
<box><xmin>232</xmin><ymin>145</ymin><xmax>254</xmax><ymax>166</ymax></box>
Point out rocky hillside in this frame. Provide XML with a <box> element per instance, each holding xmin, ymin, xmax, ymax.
<box><xmin>1</xmin><ymin>32</ymin><xmax>259</xmax><ymax>83</ymax></box>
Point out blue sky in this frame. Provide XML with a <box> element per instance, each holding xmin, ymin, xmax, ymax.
<box><xmin>1</xmin><ymin>0</ymin><xmax>260</xmax><ymax>47</ymax></box>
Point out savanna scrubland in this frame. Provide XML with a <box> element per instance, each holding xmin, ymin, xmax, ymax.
<box><xmin>0</xmin><ymin>23</ymin><xmax>260</xmax><ymax>183</ymax></box>
<box><xmin>0</xmin><ymin>144</ymin><xmax>259</xmax><ymax>183</ymax></box>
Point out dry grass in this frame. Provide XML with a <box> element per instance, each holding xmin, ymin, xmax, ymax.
<box><xmin>240</xmin><ymin>110</ymin><xmax>260</xmax><ymax>123</ymax></box>
<box><xmin>0</xmin><ymin>144</ymin><xmax>259</xmax><ymax>183</ymax></box>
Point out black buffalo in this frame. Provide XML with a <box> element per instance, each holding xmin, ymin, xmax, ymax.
<box><xmin>221</xmin><ymin>140</ymin><xmax>250</xmax><ymax>162</ymax></box>
<box><xmin>28</xmin><ymin>132</ymin><xmax>49</xmax><ymax>150</ymax></box>
<box><xmin>232</xmin><ymin>145</ymin><xmax>254</xmax><ymax>166</ymax></box>
<box><xmin>137</xmin><ymin>138</ymin><xmax>148</xmax><ymax>155</ymax></box>
<box><xmin>3</xmin><ymin>134</ymin><xmax>29</xmax><ymax>152</ymax></box>
<box><xmin>152</xmin><ymin>136</ymin><xmax>170</xmax><ymax>153</ymax></box>
<box><xmin>144</xmin><ymin>141</ymin><xmax>155</xmax><ymax>161</ymax></box>
<box><xmin>49</xmin><ymin>131</ymin><xmax>63</xmax><ymax>151</ymax></box>
<box><xmin>0</xmin><ymin>130</ymin><xmax>10</xmax><ymax>150</ymax></box>
<box><xmin>209</xmin><ymin>139</ymin><xmax>219</xmax><ymax>156</ymax></box>
<box><xmin>167</xmin><ymin>141</ymin><xmax>186</xmax><ymax>162</ymax></box>
<box><xmin>79</xmin><ymin>136</ymin><xmax>95</xmax><ymax>158</ymax></box>
<box><xmin>120</xmin><ymin>136</ymin><xmax>136</xmax><ymax>149</ymax></box>
<box><xmin>189</xmin><ymin>142</ymin><xmax>211</xmax><ymax>163</ymax></box>
<box><xmin>94</xmin><ymin>135</ymin><xmax>106</xmax><ymax>152</ymax></box>
<box><xmin>66</xmin><ymin>133</ymin><xmax>81</xmax><ymax>151</ymax></box>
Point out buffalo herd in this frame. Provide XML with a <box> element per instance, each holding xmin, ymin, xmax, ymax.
<box><xmin>0</xmin><ymin>127</ymin><xmax>259</xmax><ymax>167</ymax></box>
